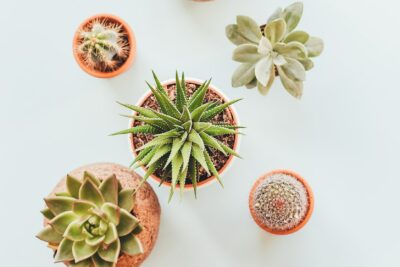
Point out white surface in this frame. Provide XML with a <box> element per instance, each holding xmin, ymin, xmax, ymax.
<box><xmin>0</xmin><ymin>0</ymin><xmax>399</xmax><ymax>266</ymax></box>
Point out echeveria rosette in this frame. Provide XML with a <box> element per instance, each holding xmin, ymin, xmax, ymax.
<box><xmin>111</xmin><ymin>71</ymin><xmax>243</xmax><ymax>201</ymax></box>
<box><xmin>36</xmin><ymin>172</ymin><xmax>143</xmax><ymax>267</ymax></box>
<box><xmin>226</xmin><ymin>2</ymin><xmax>324</xmax><ymax>98</ymax></box>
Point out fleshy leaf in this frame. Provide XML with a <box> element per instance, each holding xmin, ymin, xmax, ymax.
<box><xmin>232</xmin><ymin>63</ymin><xmax>256</xmax><ymax>87</ymax></box>
<box><xmin>264</xmin><ymin>18</ymin><xmax>286</xmax><ymax>44</ymax></box>
<box><xmin>236</xmin><ymin>16</ymin><xmax>262</xmax><ymax>43</ymax></box>
<box><xmin>118</xmin><ymin>188</ymin><xmax>135</xmax><ymax>213</ymax></box>
<box><xmin>98</xmin><ymin>238</ymin><xmax>120</xmax><ymax>263</ymax></box>
<box><xmin>92</xmin><ymin>254</ymin><xmax>114</xmax><ymax>267</ymax></box>
<box><xmin>50</xmin><ymin>211</ymin><xmax>79</xmax><ymax>234</ymax></box>
<box><xmin>99</xmin><ymin>175</ymin><xmax>119</xmax><ymax>205</ymax></box>
<box><xmin>64</xmin><ymin>220</ymin><xmax>85</xmax><ymax>242</ymax></box>
<box><xmin>101</xmin><ymin>203</ymin><xmax>120</xmax><ymax>225</ymax></box>
<box><xmin>72</xmin><ymin>240</ymin><xmax>99</xmax><ymax>263</ymax></box>
<box><xmin>41</xmin><ymin>208</ymin><xmax>55</xmax><ymax>220</ymax></box>
<box><xmin>104</xmin><ymin>223</ymin><xmax>118</xmax><ymax>245</ymax></box>
<box><xmin>274</xmin><ymin>42</ymin><xmax>307</xmax><ymax>59</ymax></box>
<box><xmin>267</xmin><ymin>7</ymin><xmax>283</xmax><ymax>22</ymax></box>
<box><xmin>67</xmin><ymin>174</ymin><xmax>82</xmax><ymax>198</ymax></box>
<box><xmin>305</xmin><ymin>36</ymin><xmax>324</xmax><ymax>57</ymax></box>
<box><xmin>255</xmin><ymin>56</ymin><xmax>273</xmax><ymax>87</ymax></box>
<box><xmin>45</xmin><ymin>196</ymin><xmax>75</xmax><ymax>215</ymax></box>
<box><xmin>282</xmin><ymin>2</ymin><xmax>303</xmax><ymax>32</ymax></box>
<box><xmin>226</xmin><ymin>24</ymin><xmax>253</xmax><ymax>45</ymax></box>
<box><xmin>284</xmin><ymin>30</ymin><xmax>309</xmax><ymax>44</ymax></box>
<box><xmin>116</xmin><ymin>209</ymin><xmax>140</xmax><ymax>236</ymax></box>
<box><xmin>70</xmin><ymin>259</ymin><xmax>93</xmax><ymax>267</ymax></box>
<box><xmin>79</xmin><ymin>179</ymin><xmax>104</xmax><ymax>207</ymax></box>
<box><xmin>280</xmin><ymin>58</ymin><xmax>306</xmax><ymax>81</ymax></box>
<box><xmin>73</xmin><ymin>200</ymin><xmax>97</xmax><ymax>216</ymax></box>
<box><xmin>83</xmin><ymin>171</ymin><xmax>101</xmax><ymax>186</ymax></box>
<box><xmin>36</xmin><ymin>225</ymin><xmax>63</xmax><ymax>244</ymax></box>
<box><xmin>55</xmin><ymin>238</ymin><xmax>74</xmax><ymax>262</ymax></box>
<box><xmin>86</xmin><ymin>235</ymin><xmax>105</xmax><ymax>247</ymax></box>
<box><xmin>121</xmin><ymin>234</ymin><xmax>144</xmax><ymax>256</ymax></box>
<box><xmin>232</xmin><ymin>44</ymin><xmax>261</xmax><ymax>63</ymax></box>
<box><xmin>278</xmin><ymin>66</ymin><xmax>303</xmax><ymax>98</ymax></box>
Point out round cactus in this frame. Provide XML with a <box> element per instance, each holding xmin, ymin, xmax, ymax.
<box><xmin>251</xmin><ymin>172</ymin><xmax>312</xmax><ymax>233</ymax></box>
<box><xmin>36</xmin><ymin>172</ymin><xmax>143</xmax><ymax>267</ymax></box>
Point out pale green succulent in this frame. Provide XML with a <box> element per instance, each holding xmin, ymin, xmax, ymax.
<box><xmin>77</xmin><ymin>19</ymin><xmax>129</xmax><ymax>71</ymax></box>
<box><xmin>226</xmin><ymin>2</ymin><xmax>324</xmax><ymax>98</ymax></box>
<box><xmin>36</xmin><ymin>172</ymin><xmax>143</xmax><ymax>267</ymax></box>
<box><xmin>112</xmin><ymin>71</ymin><xmax>242</xmax><ymax>201</ymax></box>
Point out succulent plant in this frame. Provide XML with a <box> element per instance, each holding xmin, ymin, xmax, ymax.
<box><xmin>111</xmin><ymin>71</ymin><xmax>242</xmax><ymax>201</ymax></box>
<box><xmin>253</xmin><ymin>173</ymin><xmax>309</xmax><ymax>231</ymax></box>
<box><xmin>77</xmin><ymin>19</ymin><xmax>129</xmax><ymax>71</ymax></box>
<box><xmin>226</xmin><ymin>2</ymin><xmax>324</xmax><ymax>98</ymax></box>
<box><xmin>36</xmin><ymin>172</ymin><xmax>143</xmax><ymax>267</ymax></box>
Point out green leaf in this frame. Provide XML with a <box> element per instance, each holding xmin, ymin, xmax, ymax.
<box><xmin>191</xmin><ymin>103</ymin><xmax>211</xmax><ymax>122</ymax></box>
<box><xmin>188</xmin><ymin>159</ymin><xmax>198</xmax><ymax>198</ymax></box>
<box><xmin>98</xmin><ymin>238</ymin><xmax>120</xmax><ymax>263</ymax></box>
<box><xmin>204</xmin><ymin>125</ymin><xmax>236</xmax><ymax>136</ymax></box>
<box><xmin>275</xmin><ymin>41</ymin><xmax>307</xmax><ymax>59</ymax></box>
<box><xmin>193</xmin><ymin>122</ymin><xmax>212</xmax><ymax>133</ymax></box>
<box><xmin>104</xmin><ymin>223</ymin><xmax>118</xmax><ymax>245</ymax></box>
<box><xmin>86</xmin><ymin>235</ymin><xmax>105</xmax><ymax>247</ymax></box>
<box><xmin>154</xmin><ymin>111</ymin><xmax>182</xmax><ymax>127</ymax></box>
<box><xmin>73</xmin><ymin>200</ymin><xmax>96</xmax><ymax>216</ymax></box>
<box><xmin>118</xmin><ymin>188</ymin><xmax>135</xmax><ymax>213</ymax></box>
<box><xmin>280</xmin><ymin>58</ymin><xmax>306</xmax><ymax>81</ymax></box>
<box><xmin>67</xmin><ymin>175</ymin><xmax>82</xmax><ymax>198</ymax></box>
<box><xmin>130</xmin><ymin>147</ymin><xmax>152</xmax><ymax>168</ymax></box>
<box><xmin>200</xmin><ymin>132</ymin><xmax>227</xmax><ymax>155</ymax></box>
<box><xmin>164</xmin><ymin>137</ymin><xmax>185</xmax><ymax>169</ymax></box>
<box><xmin>216</xmin><ymin>140</ymin><xmax>241</xmax><ymax>158</ymax></box>
<box><xmin>36</xmin><ymin>225</ymin><xmax>63</xmax><ymax>243</ymax></box>
<box><xmin>232</xmin><ymin>63</ymin><xmax>256</xmax><ymax>87</ymax></box>
<box><xmin>191</xmin><ymin>145</ymin><xmax>209</xmax><ymax>175</ymax></box>
<box><xmin>151</xmin><ymin>70</ymin><xmax>168</xmax><ymax>96</ymax></box>
<box><xmin>83</xmin><ymin>171</ymin><xmax>101</xmax><ymax>186</ymax></box>
<box><xmin>63</xmin><ymin>220</ymin><xmax>85</xmax><ymax>242</ymax></box>
<box><xmin>109</xmin><ymin>125</ymin><xmax>159</xmax><ymax>136</ymax></box>
<box><xmin>70</xmin><ymin>258</ymin><xmax>93</xmax><ymax>267</ymax></box>
<box><xmin>188</xmin><ymin>80</ymin><xmax>211</xmax><ymax>111</ymax></box>
<box><xmin>50</xmin><ymin>211</ymin><xmax>79</xmax><ymax>235</ymax></box>
<box><xmin>175</xmin><ymin>71</ymin><xmax>187</xmax><ymax>112</ymax></box>
<box><xmin>282</xmin><ymin>2</ymin><xmax>303</xmax><ymax>32</ymax></box>
<box><xmin>116</xmin><ymin>209</ymin><xmax>140</xmax><ymax>236</ymax></box>
<box><xmin>55</xmin><ymin>238</ymin><xmax>74</xmax><ymax>262</ymax></box>
<box><xmin>121</xmin><ymin>234</ymin><xmax>143</xmax><ymax>256</ymax></box>
<box><xmin>136</xmin><ymin>136</ymin><xmax>172</xmax><ymax>151</ymax></box>
<box><xmin>204</xmin><ymin>150</ymin><xmax>223</xmax><ymax>187</ymax></box>
<box><xmin>264</xmin><ymin>18</ymin><xmax>286</xmax><ymax>44</ymax></box>
<box><xmin>226</xmin><ymin>24</ymin><xmax>255</xmax><ymax>45</ymax></box>
<box><xmin>116</xmin><ymin>101</ymin><xmax>157</xmax><ymax>118</ymax></box>
<box><xmin>99</xmin><ymin>175</ymin><xmax>119</xmax><ymax>205</ymax></box>
<box><xmin>202</xmin><ymin>99</ymin><xmax>241</xmax><ymax>122</ymax></box>
<box><xmin>72</xmin><ymin>240</ymin><xmax>99</xmax><ymax>263</ymax></box>
<box><xmin>236</xmin><ymin>16</ymin><xmax>262</xmax><ymax>43</ymax></box>
<box><xmin>305</xmin><ymin>36</ymin><xmax>324</xmax><ymax>57</ymax></box>
<box><xmin>181</xmin><ymin>141</ymin><xmax>192</xmax><ymax>172</ymax></box>
<box><xmin>79</xmin><ymin>179</ymin><xmax>104</xmax><ymax>207</ymax></box>
<box><xmin>41</xmin><ymin>208</ymin><xmax>55</xmax><ymax>220</ymax></box>
<box><xmin>277</xmin><ymin>66</ymin><xmax>303</xmax><ymax>98</ymax></box>
<box><xmin>299</xmin><ymin>58</ymin><xmax>314</xmax><ymax>71</ymax></box>
<box><xmin>132</xmin><ymin>224</ymin><xmax>143</xmax><ymax>235</ymax></box>
<box><xmin>101</xmin><ymin>203</ymin><xmax>120</xmax><ymax>225</ymax></box>
<box><xmin>171</xmin><ymin>153</ymin><xmax>183</xmax><ymax>191</ymax></box>
<box><xmin>147</xmin><ymin>82</ymin><xmax>181</xmax><ymax>119</ymax></box>
<box><xmin>284</xmin><ymin>30</ymin><xmax>309</xmax><ymax>44</ymax></box>
<box><xmin>232</xmin><ymin>44</ymin><xmax>261</xmax><ymax>63</ymax></box>
<box><xmin>45</xmin><ymin>196</ymin><xmax>75</xmax><ymax>216</ymax></box>
<box><xmin>92</xmin><ymin>254</ymin><xmax>114</xmax><ymax>267</ymax></box>
<box><xmin>188</xmin><ymin>130</ymin><xmax>204</xmax><ymax>150</ymax></box>
<box><xmin>131</xmin><ymin>115</ymin><xmax>170</xmax><ymax>131</ymax></box>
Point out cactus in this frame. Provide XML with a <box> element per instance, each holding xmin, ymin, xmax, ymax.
<box><xmin>111</xmin><ymin>71</ymin><xmax>242</xmax><ymax>201</ymax></box>
<box><xmin>226</xmin><ymin>2</ymin><xmax>324</xmax><ymax>98</ymax></box>
<box><xmin>36</xmin><ymin>172</ymin><xmax>143</xmax><ymax>267</ymax></box>
<box><xmin>253</xmin><ymin>173</ymin><xmax>309</xmax><ymax>231</ymax></box>
<box><xmin>77</xmin><ymin>19</ymin><xmax>129</xmax><ymax>72</ymax></box>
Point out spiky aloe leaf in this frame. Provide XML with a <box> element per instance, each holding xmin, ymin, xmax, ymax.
<box><xmin>110</xmin><ymin>125</ymin><xmax>159</xmax><ymax>136</ymax></box>
<box><xmin>202</xmin><ymin>99</ymin><xmax>242</xmax><ymax>122</ymax></box>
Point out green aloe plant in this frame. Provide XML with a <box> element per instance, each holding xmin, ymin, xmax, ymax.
<box><xmin>36</xmin><ymin>172</ymin><xmax>143</xmax><ymax>267</ymax></box>
<box><xmin>77</xmin><ymin>19</ymin><xmax>129</xmax><ymax>71</ymax></box>
<box><xmin>111</xmin><ymin>71</ymin><xmax>242</xmax><ymax>201</ymax></box>
<box><xmin>226</xmin><ymin>2</ymin><xmax>324</xmax><ymax>98</ymax></box>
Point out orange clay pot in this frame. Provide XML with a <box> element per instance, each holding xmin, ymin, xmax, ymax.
<box><xmin>249</xmin><ymin>169</ymin><xmax>314</xmax><ymax>235</ymax></box>
<box><xmin>72</xmin><ymin>14</ymin><xmax>136</xmax><ymax>78</ymax></box>
<box><xmin>44</xmin><ymin>163</ymin><xmax>161</xmax><ymax>267</ymax></box>
<box><xmin>129</xmin><ymin>79</ymin><xmax>241</xmax><ymax>190</ymax></box>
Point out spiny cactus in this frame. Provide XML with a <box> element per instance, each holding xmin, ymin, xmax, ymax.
<box><xmin>36</xmin><ymin>172</ymin><xmax>143</xmax><ymax>266</ymax></box>
<box><xmin>226</xmin><ymin>2</ymin><xmax>324</xmax><ymax>98</ymax></box>
<box><xmin>111</xmin><ymin>71</ymin><xmax>242</xmax><ymax>201</ymax></box>
<box><xmin>253</xmin><ymin>173</ymin><xmax>309</xmax><ymax>231</ymax></box>
<box><xmin>77</xmin><ymin>19</ymin><xmax>129</xmax><ymax>72</ymax></box>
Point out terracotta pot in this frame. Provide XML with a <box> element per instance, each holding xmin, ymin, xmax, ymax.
<box><xmin>44</xmin><ymin>162</ymin><xmax>161</xmax><ymax>267</ymax></box>
<box><xmin>72</xmin><ymin>14</ymin><xmax>136</xmax><ymax>78</ymax></box>
<box><xmin>129</xmin><ymin>78</ymin><xmax>241</xmax><ymax>191</ymax></box>
<box><xmin>248</xmin><ymin>169</ymin><xmax>314</xmax><ymax>235</ymax></box>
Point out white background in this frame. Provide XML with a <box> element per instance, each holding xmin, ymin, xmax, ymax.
<box><xmin>1</xmin><ymin>0</ymin><xmax>399</xmax><ymax>266</ymax></box>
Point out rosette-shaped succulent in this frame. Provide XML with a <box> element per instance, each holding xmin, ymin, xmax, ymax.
<box><xmin>36</xmin><ymin>172</ymin><xmax>143</xmax><ymax>267</ymax></box>
<box><xmin>77</xmin><ymin>19</ymin><xmax>129</xmax><ymax>71</ymax></box>
<box><xmin>226</xmin><ymin>2</ymin><xmax>324</xmax><ymax>98</ymax></box>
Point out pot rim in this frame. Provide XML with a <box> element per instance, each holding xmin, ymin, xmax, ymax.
<box><xmin>72</xmin><ymin>13</ymin><xmax>136</xmax><ymax>79</ymax></box>
<box><xmin>128</xmin><ymin>78</ymin><xmax>241</xmax><ymax>190</ymax></box>
<box><xmin>248</xmin><ymin>169</ymin><xmax>314</xmax><ymax>235</ymax></box>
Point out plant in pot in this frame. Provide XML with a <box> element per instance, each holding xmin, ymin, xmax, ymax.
<box><xmin>249</xmin><ymin>170</ymin><xmax>314</xmax><ymax>235</ymax></box>
<box><xmin>225</xmin><ymin>2</ymin><xmax>324</xmax><ymax>98</ymax></box>
<box><xmin>73</xmin><ymin>14</ymin><xmax>136</xmax><ymax>78</ymax></box>
<box><xmin>36</xmin><ymin>162</ymin><xmax>161</xmax><ymax>267</ymax></box>
<box><xmin>111</xmin><ymin>71</ymin><xmax>243</xmax><ymax>201</ymax></box>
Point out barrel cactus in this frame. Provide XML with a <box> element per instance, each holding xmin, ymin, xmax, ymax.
<box><xmin>226</xmin><ymin>2</ymin><xmax>324</xmax><ymax>98</ymax></box>
<box><xmin>36</xmin><ymin>172</ymin><xmax>143</xmax><ymax>267</ymax></box>
<box><xmin>77</xmin><ymin>19</ymin><xmax>129</xmax><ymax>71</ymax></box>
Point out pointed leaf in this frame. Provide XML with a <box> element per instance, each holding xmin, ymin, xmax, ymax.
<box><xmin>204</xmin><ymin>150</ymin><xmax>223</xmax><ymax>186</ymax></box>
<box><xmin>85</xmin><ymin>235</ymin><xmax>105</xmax><ymax>247</ymax></box>
<box><xmin>67</xmin><ymin>175</ymin><xmax>82</xmax><ymax>198</ymax></box>
<box><xmin>200</xmin><ymin>132</ymin><xmax>227</xmax><ymax>155</ymax></box>
<box><xmin>73</xmin><ymin>200</ymin><xmax>97</xmax><ymax>216</ymax></box>
<box><xmin>64</xmin><ymin>220</ymin><xmax>85</xmax><ymax>242</ymax></box>
<box><xmin>204</xmin><ymin>125</ymin><xmax>236</xmax><ymax>136</ymax></box>
<box><xmin>79</xmin><ymin>179</ymin><xmax>104</xmax><ymax>207</ymax></box>
<box><xmin>202</xmin><ymin>99</ymin><xmax>241</xmax><ymax>122</ymax></box>
<box><xmin>70</xmin><ymin>258</ymin><xmax>93</xmax><ymax>267</ymax></box>
<box><xmin>55</xmin><ymin>238</ymin><xmax>74</xmax><ymax>262</ymax></box>
<box><xmin>171</xmin><ymin>153</ymin><xmax>183</xmax><ymax>191</ymax></box>
<box><xmin>83</xmin><ymin>171</ymin><xmax>101</xmax><ymax>186</ymax></box>
<box><xmin>191</xmin><ymin>145</ymin><xmax>209</xmax><ymax>175</ymax></box>
<box><xmin>264</xmin><ymin>18</ymin><xmax>286</xmax><ymax>44</ymax></box>
<box><xmin>41</xmin><ymin>208</ymin><xmax>55</xmax><ymax>220</ymax></box>
<box><xmin>98</xmin><ymin>238</ymin><xmax>120</xmax><ymax>263</ymax></box>
<box><xmin>101</xmin><ymin>203</ymin><xmax>120</xmax><ymax>225</ymax></box>
<box><xmin>188</xmin><ymin>80</ymin><xmax>211</xmax><ymax>111</ymax></box>
<box><xmin>121</xmin><ymin>234</ymin><xmax>143</xmax><ymax>256</ymax></box>
<box><xmin>164</xmin><ymin>137</ymin><xmax>185</xmax><ymax>168</ymax></box>
<box><xmin>191</xmin><ymin>103</ymin><xmax>211</xmax><ymax>122</ymax></box>
<box><xmin>181</xmin><ymin>141</ymin><xmax>192</xmax><ymax>172</ymax></box>
<box><xmin>92</xmin><ymin>254</ymin><xmax>114</xmax><ymax>267</ymax></box>
<box><xmin>45</xmin><ymin>196</ymin><xmax>75</xmax><ymax>216</ymax></box>
<box><xmin>50</xmin><ymin>211</ymin><xmax>79</xmax><ymax>235</ymax></box>
<box><xmin>175</xmin><ymin>71</ymin><xmax>187</xmax><ymax>112</ymax></box>
<box><xmin>151</xmin><ymin>70</ymin><xmax>168</xmax><ymax>95</ymax></box>
<box><xmin>118</xmin><ymin>188</ymin><xmax>135</xmax><ymax>213</ymax></box>
<box><xmin>100</xmin><ymin>175</ymin><xmax>119</xmax><ymax>205</ymax></box>
<box><xmin>136</xmin><ymin>136</ymin><xmax>172</xmax><ymax>151</ymax></box>
<box><xmin>110</xmin><ymin>125</ymin><xmax>159</xmax><ymax>136</ymax></box>
<box><xmin>188</xmin><ymin>130</ymin><xmax>204</xmax><ymax>150</ymax></box>
<box><xmin>72</xmin><ymin>240</ymin><xmax>99</xmax><ymax>263</ymax></box>
<box><xmin>36</xmin><ymin>225</ymin><xmax>63</xmax><ymax>243</ymax></box>
<box><xmin>116</xmin><ymin>209</ymin><xmax>140</xmax><ymax>236</ymax></box>
<box><xmin>104</xmin><ymin>223</ymin><xmax>118</xmax><ymax>245</ymax></box>
<box><xmin>188</xmin><ymin>159</ymin><xmax>198</xmax><ymax>198</ymax></box>
<box><xmin>117</xmin><ymin>101</ymin><xmax>157</xmax><ymax>118</ymax></box>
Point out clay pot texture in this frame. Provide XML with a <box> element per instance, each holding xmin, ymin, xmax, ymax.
<box><xmin>248</xmin><ymin>169</ymin><xmax>314</xmax><ymax>235</ymax></box>
<box><xmin>129</xmin><ymin>79</ymin><xmax>240</xmax><ymax>190</ymax></box>
<box><xmin>45</xmin><ymin>162</ymin><xmax>160</xmax><ymax>267</ymax></box>
<box><xmin>72</xmin><ymin>14</ymin><xmax>136</xmax><ymax>78</ymax></box>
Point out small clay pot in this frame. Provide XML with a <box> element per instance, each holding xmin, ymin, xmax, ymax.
<box><xmin>45</xmin><ymin>162</ymin><xmax>161</xmax><ymax>267</ymax></box>
<box><xmin>72</xmin><ymin>14</ymin><xmax>136</xmax><ymax>78</ymax></box>
<box><xmin>129</xmin><ymin>79</ymin><xmax>241</xmax><ymax>191</ymax></box>
<box><xmin>249</xmin><ymin>170</ymin><xmax>314</xmax><ymax>235</ymax></box>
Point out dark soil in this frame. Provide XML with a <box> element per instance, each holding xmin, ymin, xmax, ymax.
<box><xmin>132</xmin><ymin>82</ymin><xmax>237</xmax><ymax>184</ymax></box>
